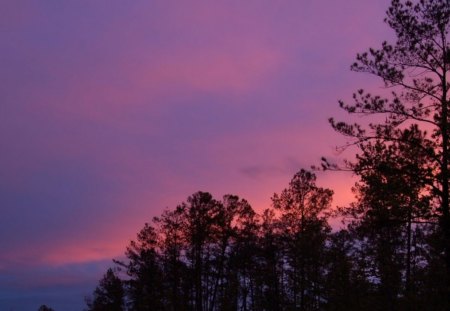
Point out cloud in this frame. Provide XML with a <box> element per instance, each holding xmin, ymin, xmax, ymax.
<box><xmin>0</xmin><ymin>1</ymin><xmax>394</xmax><ymax>309</ymax></box>
<box><xmin>240</xmin><ymin>157</ymin><xmax>305</xmax><ymax>180</ymax></box>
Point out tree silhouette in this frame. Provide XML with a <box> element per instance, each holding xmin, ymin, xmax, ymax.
<box><xmin>180</xmin><ymin>191</ymin><xmax>221</xmax><ymax>311</ymax></box>
<box><xmin>328</xmin><ymin>0</ymin><xmax>450</xmax><ymax>306</ymax></box>
<box><xmin>102</xmin><ymin>191</ymin><xmax>264</xmax><ymax>311</ymax></box>
<box><xmin>154</xmin><ymin>206</ymin><xmax>190</xmax><ymax>311</ymax></box>
<box><xmin>114</xmin><ymin>223</ymin><xmax>164</xmax><ymax>310</ymax></box>
<box><xmin>88</xmin><ymin>167</ymin><xmax>450</xmax><ymax>309</ymax></box>
<box><xmin>85</xmin><ymin>268</ymin><xmax>124</xmax><ymax>311</ymax></box>
<box><xmin>272</xmin><ymin>169</ymin><xmax>333</xmax><ymax>310</ymax></box>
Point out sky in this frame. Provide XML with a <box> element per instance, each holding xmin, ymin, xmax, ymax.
<box><xmin>1</xmin><ymin>1</ymin><xmax>393</xmax><ymax>310</ymax></box>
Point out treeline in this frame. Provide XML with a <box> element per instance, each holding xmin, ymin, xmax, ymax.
<box><xmin>85</xmin><ymin>169</ymin><xmax>445</xmax><ymax>311</ymax></box>
<box><xmin>85</xmin><ymin>0</ymin><xmax>450</xmax><ymax>310</ymax></box>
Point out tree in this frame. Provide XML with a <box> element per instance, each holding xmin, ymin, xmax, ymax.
<box><xmin>272</xmin><ymin>169</ymin><xmax>333</xmax><ymax>310</ymax></box>
<box><xmin>324</xmin><ymin>230</ymin><xmax>373</xmax><ymax>311</ymax></box>
<box><xmin>154</xmin><ymin>206</ymin><xmax>190</xmax><ymax>311</ymax></box>
<box><xmin>328</xmin><ymin>0</ymin><xmax>450</xmax><ymax>305</ymax></box>
<box><xmin>207</xmin><ymin>194</ymin><xmax>256</xmax><ymax>311</ymax></box>
<box><xmin>180</xmin><ymin>191</ymin><xmax>221</xmax><ymax>311</ymax></box>
<box><xmin>105</xmin><ymin>191</ymin><xmax>262</xmax><ymax>311</ymax></box>
<box><xmin>224</xmin><ymin>197</ymin><xmax>259</xmax><ymax>311</ymax></box>
<box><xmin>114</xmin><ymin>223</ymin><xmax>164</xmax><ymax>310</ymax></box>
<box><xmin>38</xmin><ymin>305</ymin><xmax>55</xmax><ymax>311</ymax></box>
<box><xmin>85</xmin><ymin>268</ymin><xmax>124</xmax><ymax>311</ymax></box>
<box><xmin>336</xmin><ymin>133</ymin><xmax>434</xmax><ymax>310</ymax></box>
<box><xmin>254</xmin><ymin>208</ymin><xmax>285</xmax><ymax>311</ymax></box>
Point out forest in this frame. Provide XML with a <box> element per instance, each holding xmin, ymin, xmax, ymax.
<box><xmin>82</xmin><ymin>0</ymin><xmax>450</xmax><ymax>310</ymax></box>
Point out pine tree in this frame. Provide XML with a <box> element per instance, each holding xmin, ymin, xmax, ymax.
<box><xmin>114</xmin><ymin>223</ymin><xmax>164</xmax><ymax>310</ymax></box>
<box><xmin>329</xmin><ymin>0</ymin><xmax>450</xmax><ymax>306</ymax></box>
<box><xmin>85</xmin><ymin>268</ymin><xmax>124</xmax><ymax>311</ymax></box>
<box><xmin>272</xmin><ymin>169</ymin><xmax>333</xmax><ymax>311</ymax></box>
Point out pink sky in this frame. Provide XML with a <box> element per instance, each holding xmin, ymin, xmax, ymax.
<box><xmin>1</xmin><ymin>0</ymin><xmax>393</xmax><ymax>309</ymax></box>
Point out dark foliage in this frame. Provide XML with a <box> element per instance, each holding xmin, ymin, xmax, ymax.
<box><xmin>85</xmin><ymin>268</ymin><xmax>124</xmax><ymax>311</ymax></box>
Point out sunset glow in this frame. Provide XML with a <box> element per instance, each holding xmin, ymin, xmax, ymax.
<box><xmin>1</xmin><ymin>1</ymin><xmax>394</xmax><ymax>309</ymax></box>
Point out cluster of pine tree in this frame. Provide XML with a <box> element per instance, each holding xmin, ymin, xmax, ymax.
<box><xmin>86</xmin><ymin>0</ymin><xmax>450</xmax><ymax>310</ymax></box>
<box><xmin>85</xmin><ymin>169</ymin><xmax>444</xmax><ymax>311</ymax></box>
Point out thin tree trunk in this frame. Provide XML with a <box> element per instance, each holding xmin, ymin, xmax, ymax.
<box><xmin>440</xmin><ymin>32</ymin><xmax>450</xmax><ymax>309</ymax></box>
<box><xmin>405</xmin><ymin>207</ymin><xmax>412</xmax><ymax>311</ymax></box>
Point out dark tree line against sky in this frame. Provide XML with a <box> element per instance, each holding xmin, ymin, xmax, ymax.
<box><xmin>80</xmin><ymin>0</ymin><xmax>449</xmax><ymax>310</ymax></box>
<box><xmin>84</xmin><ymin>171</ymin><xmax>444</xmax><ymax>311</ymax></box>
